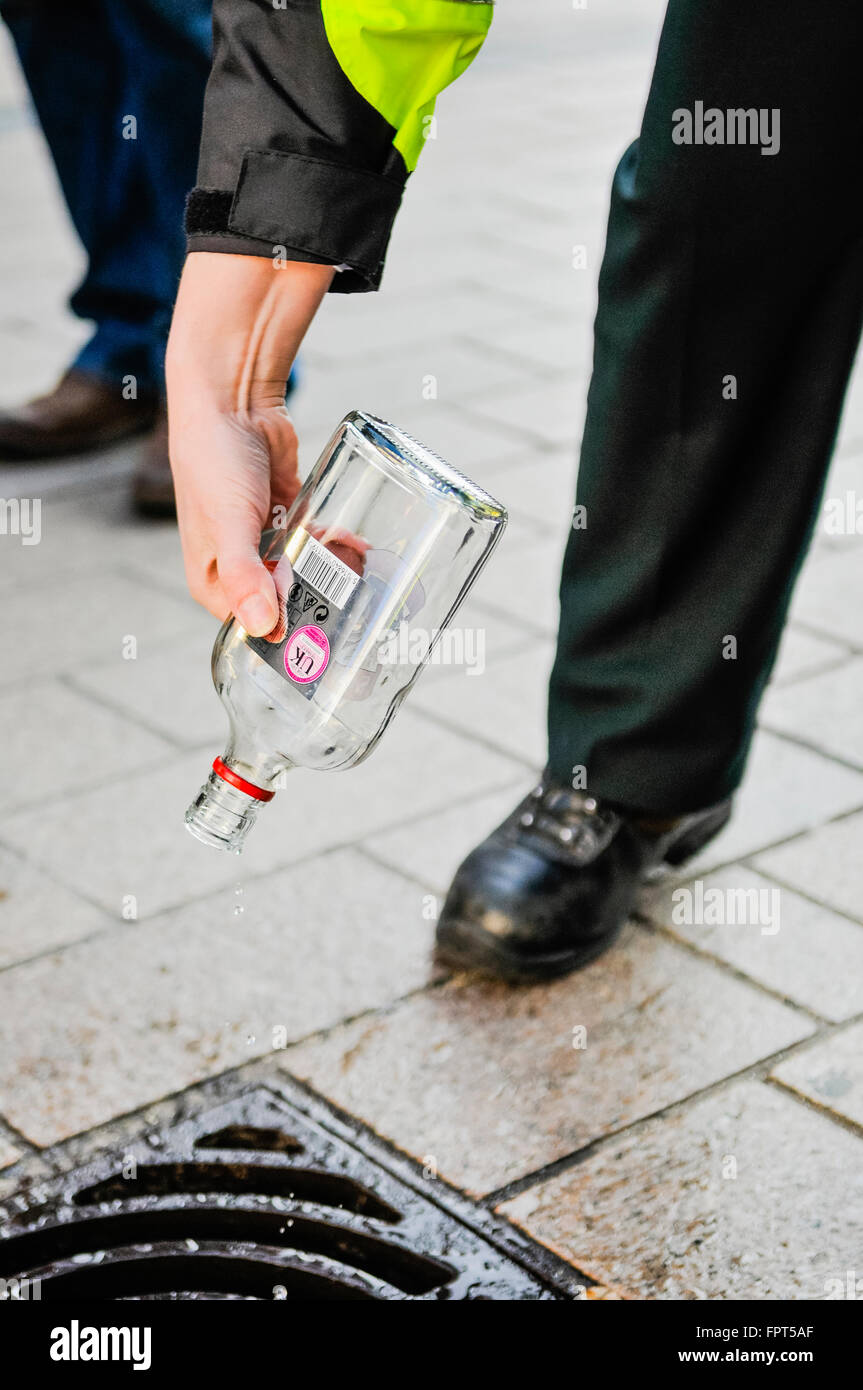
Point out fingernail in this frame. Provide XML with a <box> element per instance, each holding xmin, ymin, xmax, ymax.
<box><xmin>237</xmin><ymin>594</ymin><xmax>276</xmax><ymax>636</ymax></box>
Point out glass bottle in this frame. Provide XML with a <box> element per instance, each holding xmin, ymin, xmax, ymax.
<box><xmin>185</xmin><ymin>411</ymin><xmax>506</xmax><ymax>851</ymax></box>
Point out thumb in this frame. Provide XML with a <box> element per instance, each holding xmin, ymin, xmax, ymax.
<box><xmin>217</xmin><ymin>529</ymin><xmax>279</xmax><ymax>637</ymax></box>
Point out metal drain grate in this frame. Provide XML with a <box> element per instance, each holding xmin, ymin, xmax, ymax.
<box><xmin>0</xmin><ymin>1084</ymin><xmax>569</xmax><ymax>1300</ymax></box>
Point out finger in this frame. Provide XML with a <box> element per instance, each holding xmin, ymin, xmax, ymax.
<box><xmin>262</xmin><ymin>407</ymin><xmax>301</xmax><ymax>521</ymax></box>
<box><xmin>216</xmin><ymin>528</ymin><xmax>279</xmax><ymax>637</ymax></box>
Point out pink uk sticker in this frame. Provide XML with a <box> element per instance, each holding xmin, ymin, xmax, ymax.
<box><xmin>285</xmin><ymin>624</ymin><xmax>330</xmax><ymax>684</ymax></box>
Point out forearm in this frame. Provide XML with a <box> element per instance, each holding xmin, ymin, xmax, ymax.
<box><xmin>167</xmin><ymin>253</ymin><xmax>335</xmax><ymax>414</ymax></box>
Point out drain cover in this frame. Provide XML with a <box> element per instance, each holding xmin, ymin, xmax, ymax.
<box><xmin>0</xmin><ymin>1084</ymin><xmax>569</xmax><ymax>1300</ymax></box>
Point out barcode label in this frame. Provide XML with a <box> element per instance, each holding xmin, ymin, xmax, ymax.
<box><xmin>293</xmin><ymin>533</ymin><xmax>360</xmax><ymax>609</ymax></box>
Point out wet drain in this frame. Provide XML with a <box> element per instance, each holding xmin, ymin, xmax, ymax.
<box><xmin>0</xmin><ymin>1085</ymin><xmax>570</xmax><ymax>1300</ymax></box>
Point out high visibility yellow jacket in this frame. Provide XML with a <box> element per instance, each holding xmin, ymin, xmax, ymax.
<box><xmin>185</xmin><ymin>0</ymin><xmax>493</xmax><ymax>291</ymax></box>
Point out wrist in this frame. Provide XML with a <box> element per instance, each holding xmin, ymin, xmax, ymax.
<box><xmin>167</xmin><ymin>253</ymin><xmax>334</xmax><ymax>412</ymax></box>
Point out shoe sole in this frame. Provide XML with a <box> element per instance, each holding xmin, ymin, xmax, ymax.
<box><xmin>434</xmin><ymin>799</ymin><xmax>734</xmax><ymax>983</ymax></box>
<box><xmin>434</xmin><ymin>916</ymin><xmax>624</xmax><ymax>984</ymax></box>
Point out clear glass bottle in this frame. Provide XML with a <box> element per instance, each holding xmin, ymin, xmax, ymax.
<box><xmin>185</xmin><ymin>411</ymin><xmax>507</xmax><ymax>851</ymax></box>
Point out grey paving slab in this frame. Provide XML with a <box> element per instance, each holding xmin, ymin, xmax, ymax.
<box><xmin>0</xmin><ymin>1131</ymin><xmax>22</xmax><ymax>1171</ymax></box>
<box><xmin>682</xmin><ymin>731</ymin><xmax>863</xmax><ymax>874</ymax></box>
<box><xmin>469</xmin><ymin>535</ymin><xmax>567</xmax><ymax>638</ymax></box>
<box><xmin>486</xmin><ymin>449</ymin><xmax>579</xmax><ymax>531</ymax></box>
<box><xmin>460</xmin><ymin>377</ymin><xmax>587</xmax><ymax>452</ymax></box>
<box><xmin>790</xmin><ymin>549</ymin><xmax>863</xmax><ymax>649</ymax></box>
<box><xmin>772</xmin><ymin>1024</ymin><xmax>863</xmax><ymax>1131</ymax></box>
<box><xmin>0</xmin><ymin>709</ymin><xmax>522</xmax><ymax>921</ymax></box>
<box><xmin>412</xmin><ymin>639</ymin><xmax>553</xmax><ymax>768</ymax></box>
<box><xmin>768</xmin><ymin>623</ymin><xmax>849</xmax><ymax>687</ymax></box>
<box><xmin>363</xmin><ymin>780</ymin><xmax>527</xmax><ymax>895</ymax></box>
<box><xmin>760</xmin><ymin>657</ymin><xmax>863</xmax><ymax>769</ymax></box>
<box><xmin>280</xmin><ymin>924</ymin><xmax>812</xmax><ymax>1195</ymax></box>
<box><xmin>300</xmin><ymin>277</ymin><xmax>557</xmax><ymax>366</ymax></box>
<box><xmin>459</xmin><ymin>312</ymin><xmax>591</xmax><ymax>377</ymax></box>
<box><xmin>0</xmin><ymin>568</ymin><xmax>206</xmax><ymax>686</ymax></box>
<box><xmin>417</xmin><ymin>602</ymin><xmax>531</xmax><ymax>679</ymax></box>
<box><xmin>753</xmin><ymin>811</ymin><xmax>863</xmax><ymax>925</ymax></box>
<box><xmin>499</xmin><ymin>1081</ymin><xmax>863</xmax><ymax>1300</ymax></box>
<box><xmin>643</xmin><ymin>865</ymin><xmax>863</xmax><ymax>1023</ymax></box>
<box><xmin>0</xmin><ymin>845</ymin><xmax>111</xmax><ymax>970</ymax></box>
<box><xmin>70</xmin><ymin>626</ymin><xmax>224</xmax><ymax>749</ymax></box>
<box><xmin>0</xmin><ymin>677</ymin><xmax>172</xmax><ymax>807</ymax></box>
<box><xmin>0</xmin><ymin>442</ymin><xmax>137</xmax><ymax>515</ymax></box>
<box><xmin>286</xmin><ymin>340</ymin><xmax>541</xmax><ymax>426</ymax></box>
<box><xmin>0</xmin><ymin>849</ymin><xmax>438</xmax><ymax>1146</ymax></box>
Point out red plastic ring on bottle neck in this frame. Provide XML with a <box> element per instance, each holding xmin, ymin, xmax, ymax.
<box><xmin>212</xmin><ymin>757</ymin><xmax>275</xmax><ymax>802</ymax></box>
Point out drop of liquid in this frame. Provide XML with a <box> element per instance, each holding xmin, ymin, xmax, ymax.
<box><xmin>233</xmin><ymin>904</ymin><xmax>244</xmax><ymax>917</ymax></box>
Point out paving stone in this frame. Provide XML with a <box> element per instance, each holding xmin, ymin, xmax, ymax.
<box><xmin>0</xmin><ymin>849</ymin><xmax>438</xmax><ymax>1146</ymax></box>
<box><xmin>0</xmin><ymin>463</ymin><xmax>140</xmax><ymax>583</ymax></box>
<box><xmin>772</xmin><ymin>1024</ymin><xmax>863</xmax><ymax>1130</ymax></box>
<box><xmin>70</xmin><ymin>626</ymin><xmax>224</xmax><ymax>749</ymax></box>
<box><xmin>0</xmin><ymin>678</ymin><xmax>172</xmax><ymax>807</ymax></box>
<box><xmin>417</xmin><ymin>602</ymin><xmax>531</xmax><ymax>678</ymax></box>
<box><xmin>460</xmin><ymin>378</ymin><xmax>587</xmax><ymax>452</ymax></box>
<box><xmin>1</xmin><ymin>569</ymin><xmax>204</xmax><ymax>686</ymax></box>
<box><xmin>412</xmin><ymin>639</ymin><xmax>552</xmax><ymax>767</ymax></box>
<box><xmin>0</xmin><ymin>483</ymin><xmax>189</xmax><ymax>598</ymax></box>
<box><xmin>760</xmin><ymin>657</ymin><xmax>863</xmax><ymax>769</ymax></box>
<box><xmin>301</xmin><ymin>276</ymin><xmax>557</xmax><ymax>366</ymax></box>
<box><xmin>0</xmin><ymin>849</ymin><xmax>114</xmax><ymax>975</ymax></box>
<box><xmin>498</xmin><ymin>1081</ymin><xmax>863</xmax><ymax>1299</ymax></box>
<box><xmin>470</xmin><ymin>535</ymin><xmax>567</xmax><ymax>637</ymax></box>
<box><xmin>0</xmin><ymin>709</ymin><xmax>522</xmax><ymax>920</ymax></box>
<box><xmin>363</xmin><ymin>779</ymin><xmax>528</xmax><ymax>894</ymax></box>
<box><xmin>643</xmin><ymin>865</ymin><xmax>863</xmax><ymax>1023</ymax></box>
<box><xmin>285</xmin><ymin>340</ymin><xmax>541</xmax><ymax>425</ymax></box>
<box><xmin>459</xmin><ymin>311</ymin><xmax>591</xmax><ymax>377</ymax></box>
<box><xmin>486</xmin><ymin>449</ymin><xmax>579</xmax><ymax>531</ymax></box>
<box><xmin>753</xmin><ymin>811</ymin><xmax>863</xmax><ymax>925</ymax></box>
<box><xmin>683</xmin><ymin>730</ymin><xmax>863</xmax><ymax>874</ymax></box>
<box><xmin>790</xmin><ymin>549</ymin><xmax>863</xmax><ymax>649</ymax></box>
<box><xmin>0</xmin><ymin>1131</ymin><xmax>22</xmax><ymax>1171</ymax></box>
<box><xmin>280</xmin><ymin>924</ymin><xmax>812</xmax><ymax>1194</ymax></box>
<box><xmin>768</xmin><ymin>624</ymin><xmax>849</xmax><ymax>686</ymax></box>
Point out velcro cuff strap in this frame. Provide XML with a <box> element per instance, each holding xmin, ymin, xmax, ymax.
<box><xmin>229</xmin><ymin>149</ymin><xmax>404</xmax><ymax>286</ymax></box>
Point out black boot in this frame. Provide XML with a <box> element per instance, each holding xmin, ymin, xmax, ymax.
<box><xmin>435</xmin><ymin>775</ymin><xmax>732</xmax><ymax>982</ymax></box>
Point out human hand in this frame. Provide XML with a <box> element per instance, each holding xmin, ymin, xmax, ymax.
<box><xmin>166</xmin><ymin>252</ymin><xmax>334</xmax><ymax>635</ymax></box>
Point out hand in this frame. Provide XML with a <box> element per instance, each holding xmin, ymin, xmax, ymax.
<box><xmin>166</xmin><ymin>252</ymin><xmax>334</xmax><ymax>635</ymax></box>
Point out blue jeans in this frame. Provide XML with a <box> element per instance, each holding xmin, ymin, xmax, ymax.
<box><xmin>6</xmin><ymin>0</ymin><xmax>212</xmax><ymax>397</ymax></box>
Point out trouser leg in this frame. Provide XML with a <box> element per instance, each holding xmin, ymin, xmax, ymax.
<box><xmin>547</xmin><ymin>0</ymin><xmax>863</xmax><ymax>813</ymax></box>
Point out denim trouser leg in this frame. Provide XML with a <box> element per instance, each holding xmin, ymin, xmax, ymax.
<box><xmin>5</xmin><ymin>0</ymin><xmax>211</xmax><ymax>396</ymax></box>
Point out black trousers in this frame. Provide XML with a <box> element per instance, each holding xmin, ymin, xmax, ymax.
<box><xmin>547</xmin><ymin>0</ymin><xmax>863</xmax><ymax>814</ymax></box>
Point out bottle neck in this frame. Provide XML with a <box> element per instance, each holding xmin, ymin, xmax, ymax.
<box><xmin>185</xmin><ymin>759</ymin><xmax>287</xmax><ymax>852</ymax></box>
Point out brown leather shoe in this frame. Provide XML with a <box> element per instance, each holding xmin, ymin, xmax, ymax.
<box><xmin>0</xmin><ymin>368</ymin><xmax>158</xmax><ymax>460</ymax></box>
<box><xmin>131</xmin><ymin>408</ymin><xmax>175</xmax><ymax>518</ymax></box>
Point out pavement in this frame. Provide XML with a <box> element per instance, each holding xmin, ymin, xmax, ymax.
<box><xmin>1</xmin><ymin>1</ymin><xmax>863</xmax><ymax>1300</ymax></box>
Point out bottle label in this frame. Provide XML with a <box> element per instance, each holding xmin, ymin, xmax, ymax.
<box><xmin>245</xmin><ymin>530</ymin><xmax>361</xmax><ymax>694</ymax></box>
<box><xmin>284</xmin><ymin>624</ymin><xmax>330</xmax><ymax>683</ymax></box>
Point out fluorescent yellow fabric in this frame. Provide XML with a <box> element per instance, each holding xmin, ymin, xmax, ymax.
<box><xmin>321</xmin><ymin>1</ymin><xmax>493</xmax><ymax>172</ymax></box>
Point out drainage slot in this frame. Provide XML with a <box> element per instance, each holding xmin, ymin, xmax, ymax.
<box><xmin>0</xmin><ymin>1086</ymin><xmax>565</xmax><ymax>1300</ymax></box>
<box><xmin>0</xmin><ymin>1207</ymin><xmax>452</xmax><ymax>1295</ymax></box>
<box><xmin>72</xmin><ymin>1163</ymin><xmax>400</xmax><ymax>1224</ymax></box>
<box><xmin>28</xmin><ymin>1251</ymin><xmax>379</xmax><ymax>1301</ymax></box>
<box><xmin>194</xmin><ymin>1126</ymin><xmax>303</xmax><ymax>1155</ymax></box>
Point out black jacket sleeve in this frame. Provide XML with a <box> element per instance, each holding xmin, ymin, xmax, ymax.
<box><xmin>185</xmin><ymin>0</ymin><xmax>493</xmax><ymax>292</ymax></box>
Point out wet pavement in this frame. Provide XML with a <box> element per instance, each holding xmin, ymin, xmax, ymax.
<box><xmin>1</xmin><ymin>1</ymin><xmax>863</xmax><ymax>1299</ymax></box>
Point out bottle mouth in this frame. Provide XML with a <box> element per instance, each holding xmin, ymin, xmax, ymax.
<box><xmin>185</xmin><ymin>759</ymin><xmax>274</xmax><ymax>852</ymax></box>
